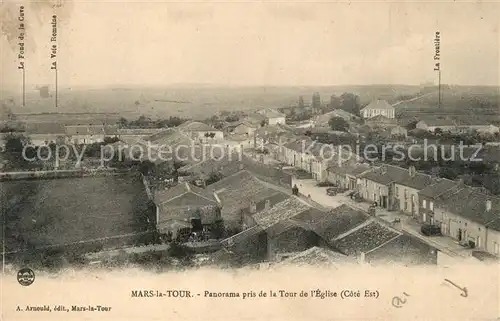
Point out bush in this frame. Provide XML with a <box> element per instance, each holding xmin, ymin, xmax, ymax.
<box><xmin>316</xmin><ymin>181</ymin><xmax>335</xmax><ymax>187</ymax></box>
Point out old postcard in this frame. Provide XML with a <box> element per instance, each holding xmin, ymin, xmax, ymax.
<box><xmin>1</xmin><ymin>0</ymin><xmax>499</xmax><ymax>320</ymax></box>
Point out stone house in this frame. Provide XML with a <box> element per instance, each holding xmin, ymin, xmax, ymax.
<box><xmin>154</xmin><ymin>182</ymin><xmax>221</xmax><ymax>240</ymax></box>
<box><xmin>392</xmin><ymin>166</ymin><xmax>434</xmax><ymax>219</ymax></box>
<box><xmin>360</xmin><ymin>100</ymin><xmax>395</xmax><ymax>119</ymax></box>
<box><xmin>431</xmin><ymin>186</ymin><xmax>500</xmax><ymax>253</ymax></box>
<box><xmin>418</xmin><ymin>178</ymin><xmax>460</xmax><ymax>224</ymax></box>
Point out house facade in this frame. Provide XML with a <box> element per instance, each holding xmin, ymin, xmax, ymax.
<box><xmin>416</xmin><ymin>120</ymin><xmax>499</xmax><ymax>135</ymax></box>
<box><xmin>392</xmin><ymin>166</ymin><xmax>434</xmax><ymax>218</ymax></box>
<box><xmin>418</xmin><ymin>179</ymin><xmax>459</xmax><ymax>224</ymax></box>
<box><xmin>357</xmin><ymin>166</ymin><xmax>402</xmax><ymax>209</ymax></box>
<box><xmin>257</xmin><ymin>109</ymin><xmax>286</xmax><ymax>125</ymax></box>
<box><xmin>485</xmin><ymin>221</ymin><xmax>500</xmax><ymax>257</ymax></box>
<box><xmin>360</xmin><ymin>100</ymin><xmax>395</xmax><ymax>119</ymax></box>
<box><xmin>178</xmin><ymin>121</ymin><xmax>224</xmax><ymax>142</ymax></box>
<box><xmin>429</xmin><ymin>186</ymin><xmax>500</xmax><ymax>254</ymax></box>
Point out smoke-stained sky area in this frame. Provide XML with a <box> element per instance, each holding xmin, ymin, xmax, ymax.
<box><xmin>1</xmin><ymin>0</ymin><xmax>499</xmax><ymax>90</ymax></box>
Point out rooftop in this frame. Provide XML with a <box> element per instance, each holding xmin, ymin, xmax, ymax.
<box><xmin>252</xmin><ymin>197</ymin><xmax>312</xmax><ymax>229</ymax></box>
<box><xmin>278</xmin><ymin>246</ymin><xmax>354</xmax><ymax>266</ymax></box>
<box><xmin>334</xmin><ymin>221</ymin><xmax>400</xmax><ymax>256</ymax></box>
<box><xmin>210</xmin><ymin>171</ymin><xmax>286</xmax><ymax>224</ymax></box>
<box><xmin>418</xmin><ymin>178</ymin><xmax>460</xmax><ymax>199</ymax></box>
<box><xmin>178</xmin><ymin>120</ymin><xmax>219</xmax><ymax>132</ymax></box>
<box><xmin>360</xmin><ymin>164</ymin><xmax>434</xmax><ymax>190</ymax></box>
<box><xmin>258</xmin><ymin>109</ymin><xmax>286</xmax><ymax>119</ymax></box>
<box><xmin>436</xmin><ymin>186</ymin><xmax>500</xmax><ymax>229</ymax></box>
<box><xmin>361</xmin><ymin>99</ymin><xmax>394</xmax><ymax>111</ymax></box>
<box><xmin>291</xmin><ymin>204</ymin><xmax>370</xmax><ymax>244</ymax></box>
<box><xmin>154</xmin><ymin>181</ymin><xmax>218</xmax><ymax>205</ymax></box>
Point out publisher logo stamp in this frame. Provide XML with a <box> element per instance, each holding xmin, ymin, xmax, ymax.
<box><xmin>17</xmin><ymin>268</ymin><xmax>35</xmax><ymax>286</ymax></box>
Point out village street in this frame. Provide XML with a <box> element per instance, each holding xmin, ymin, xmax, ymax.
<box><xmin>291</xmin><ymin>177</ymin><xmax>474</xmax><ymax>260</ymax></box>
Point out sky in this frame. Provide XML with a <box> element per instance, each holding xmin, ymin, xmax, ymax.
<box><xmin>1</xmin><ymin>0</ymin><xmax>499</xmax><ymax>89</ymax></box>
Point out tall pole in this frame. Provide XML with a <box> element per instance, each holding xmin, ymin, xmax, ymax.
<box><xmin>438</xmin><ymin>70</ymin><xmax>441</xmax><ymax>109</ymax></box>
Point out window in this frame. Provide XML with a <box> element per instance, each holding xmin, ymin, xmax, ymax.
<box><xmin>396</xmin><ymin>186</ymin><xmax>399</xmax><ymax>195</ymax></box>
<box><xmin>495</xmin><ymin>242</ymin><xmax>499</xmax><ymax>255</ymax></box>
<box><xmin>422</xmin><ymin>200</ymin><xmax>427</xmax><ymax>208</ymax></box>
<box><xmin>429</xmin><ymin>202</ymin><xmax>434</xmax><ymax>211</ymax></box>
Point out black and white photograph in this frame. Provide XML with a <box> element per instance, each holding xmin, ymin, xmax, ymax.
<box><xmin>1</xmin><ymin>1</ymin><xmax>499</xmax><ymax>320</ymax></box>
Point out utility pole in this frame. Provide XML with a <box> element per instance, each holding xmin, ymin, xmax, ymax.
<box><xmin>438</xmin><ymin>69</ymin><xmax>441</xmax><ymax>109</ymax></box>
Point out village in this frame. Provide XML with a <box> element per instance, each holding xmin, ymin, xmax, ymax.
<box><xmin>2</xmin><ymin>93</ymin><xmax>500</xmax><ymax>271</ymax></box>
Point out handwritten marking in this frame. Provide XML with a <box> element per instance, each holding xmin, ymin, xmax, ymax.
<box><xmin>444</xmin><ymin>279</ymin><xmax>468</xmax><ymax>297</ymax></box>
<box><xmin>391</xmin><ymin>292</ymin><xmax>409</xmax><ymax>308</ymax></box>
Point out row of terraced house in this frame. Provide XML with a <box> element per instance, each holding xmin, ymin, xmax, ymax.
<box><xmin>256</xmin><ymin>131</ymin><xmax>500</xmax><ymax>258</ymax></box>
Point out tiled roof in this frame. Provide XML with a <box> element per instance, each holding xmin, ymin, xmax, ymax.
<box><xmin>314</xmin><ymin>110</ymin><xmax>358</xmax><ymax>125</ymax></box>
<box><xmin>365</xmin><ymin>233</ymin><xmax>437</xmax><ymax>265</ymax></box>
<box><xmin>436</xmin><ymin>186</ymin><xmax>500</xmax><ymax>228</ymax></box>
<box><xmin>418</xmin><ymin>178</ymin><xmax>460</xmax><ymax>198</ymax></box>
<box><xmin>334</xmin><ymin>221</ymin><xmax>400</xmax><ymax>256</ymax></box>
<box><xmin>418</xmin><ymin>119</ymin><xmax>456</xmax><ymax>127</ymax></box>
<box><xmin>178</xmin><ymin>121</ymin><xmax>219</xmax><ymax>132</ymax></box>
<box><xmin>361</xmin><ymin>99</ymin><xmax>394</xmax><ymax>111</ymax></box>
<box><xmin>291</xmin><ymin>204</ymin><xmax>370</xmax><ymax>244</ymax></box>
<box><xmin>210</xmin><ymin>171</ymin><xmax>285</xmax><ymax>224</ymax></box>
<box><xmin>327</xmin><ymin>162</ymin><xmax>371</xmax><ymax>177</ymax></box>
<box><xmin>359</xmin><ymin>165</ymin><xmax>408</xmax><ymax>186</ymax></box>
<box><xmin>253</xmin><ymin>197</ymin><xmax>311</xmax><ymax>229</ymax></box>
<box><xmin>118</xmin><ymin>128</ymin><xmax>163</xmax><ymax>135</ymax></box>
<box><xmin>360</xmin><ymin>165</ymin><xmax>433</xmax><ymax>189</ymax></box>
<box><xmin>179</xmin><ymin>155</ymin><xmax>243</xmax><ymax>179</ymax></box>
<box><xmin>366</xmin><ymin>115</ymin><xmax>396</xmax><ymax>123</ymax></box>
<box><xmin>245</xmin><ymin>113</ymin><xmax>267</xmax><ymax>123</ymax></box>
<box><xmin>258</xmin><ymin>109</ymin><xmax>286</xmax><ymax>119</ymax></box>
<box><xmin>155</xmin><ymin>182</ymin><xmax>218</xmax><ymax>205</ymax></box>
<box><xmin>278</xmin><ymin>246</ymin><xmax>354</xmax><ymax>266</ymax></box>
<box><xmin>254</xmin><ymin>125</ymin><xmax>287</xmax><ymax>137</ymax></box>
<box><xmin>146</xmin><ymin>129</ymin><xmax>178</xmax><ymax>143</ymax></box>
<box><xmin>486</xmin><ymin>217</ymin><xmax>500</xmax><ymax>231</ymax></box>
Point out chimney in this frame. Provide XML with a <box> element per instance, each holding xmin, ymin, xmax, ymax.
<box><xmin>409</xmin><ymin>166</ymin><xmax>416</xmax><ymax>177</ymax></box>
<box><xmin>358</xmin><ymin>252</ymin><xmax>365</xmax><ymax>264</ymax></box>
<box><xmin>265</xmin><ymin>199</ymin><xmax>271</xmax><ymax>210</ymax></box>
<box><xmin>486</xmin><ymin>200</ymin><xmax>492</xmax><ymax>212</ymax></box>
<box><xmin>495</xmin><ymin>163</ymin><xmax>499</xmax><ymax>172</ymax></box>
<box><xmin>249</xmin><ymin>201</ymin><xmax>257</xmax><ymax>214</ymax></box>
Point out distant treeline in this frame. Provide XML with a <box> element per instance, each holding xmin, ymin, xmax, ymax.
<box><xmin>118</xmin><ymin>115</ymin><xmax>188</xmax><ymax>128</ymax></box>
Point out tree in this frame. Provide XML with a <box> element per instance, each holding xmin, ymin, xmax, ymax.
<box><xmin>328</xmin><ymin>116</ymin><xmax>350</xmax><ymax>132</ymax></box>
<box><xmin>298</xmin><ymin>96</ymin><xmax>305</xmax><ymax>109</ymax></box>
<box><xmin>439</xmin><ymin>167</ymin><xmax>459</xmax><ymax>180</ymax></box>
<box><xmin>4</xmin><ymin>133</ymin><xmax>33</xmax><ymax>169</ymax></box>
<box><xmin>118</xmin><ymin>117</ymin><xmax>128</xmax><ymax>128</ymax></box>
<box><xmin>260</xmin><ymin>119</ymin><xmax>268</xmax><ymax>127</ymax></box>
<box><xmin>210</xmin><ymin>219</ymin><xmax>225</xmax><ymax>239</ymax></box>
<box><xmin>104</xmin><ymin>136</ymin><xmax>120</xmax><ymax>144</ymax></box>
<box><xmin>339</xmin><ymin>93</ymin><xmax>361</xmax><ymax>116</ymax></box>
<box><xmin>328</xmin><ymin>95</ymin><xmax>341</xmax><ymax>110</ymax></box>
<box><xmin>434</xmin><ymin>128</ymin><xmax>443</xmax><ymax>135</ymax></box>
<box><xmin>206</xmin><ymin>171</ymin><xmax>224</xmax><ymax>185</ymax></box>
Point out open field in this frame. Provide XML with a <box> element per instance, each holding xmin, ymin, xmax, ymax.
<box><xmin>0</xmin><ymin>174</ymin><xmax>153</xmax><ymax>253</ymax></box>
<box><xmin>2</xmin><ymin>85</ymin><xmax>422</xmax><ymax>121</ymax></box>
<box><xmin>395</xmin><ymin>86</ymin><xmax>500</xmax><ymax>124</ymax></box>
